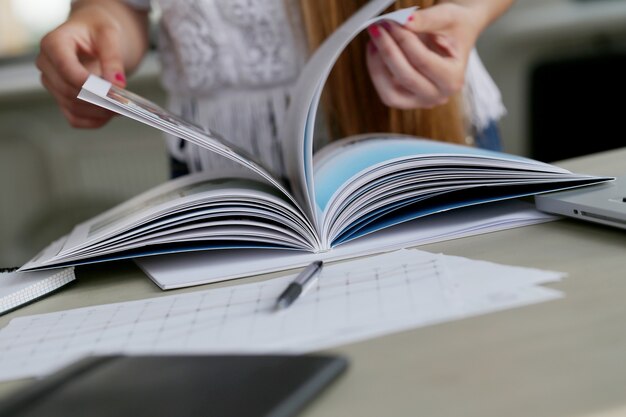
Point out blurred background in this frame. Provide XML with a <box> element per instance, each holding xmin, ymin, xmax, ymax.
<box><xmin>0</xmin><ymin>0</ymin><xmax>625</xmax><ymax>266</ymax></box>
<box><xmin>0</xmin><ymin>0</ymin><xmax>168</xmax><ymax>266</ymax></box>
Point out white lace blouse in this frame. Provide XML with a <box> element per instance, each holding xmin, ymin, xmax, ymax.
<box><xmin>125</xmin><ymin>0</ymin><xmax>505</xmax><ymax>178</ymax></box>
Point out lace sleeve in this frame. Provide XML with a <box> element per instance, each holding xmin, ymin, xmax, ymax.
<box><xmin>463</xmin><ymin>49</ymin><xmax>507</xmax><ymax>132</ymax></box>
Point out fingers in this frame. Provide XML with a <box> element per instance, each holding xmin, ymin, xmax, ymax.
<box><xmin>43</xmin><ymin>74</ymin><xmax>113</xmax><ymax>128</ymax></box>
<box><xmin>367</xmin><ymin>24</ymin><xmax>449</xmax><ymax>108</ymax></box>
<box><xmin>384</xmin><ymin>23</ymin><xmax>464</xmax><ymax>97</ymax></box>
<box><xmin>366</xmin><ymin>42</ymin><xmax>426</xmax><ymax>110</ymax></box>
<box><xmin>364</xmin><ymin>2</ymin><xmax>485</xmax><ymax>110</ymax></box>
<box><xmin>404</xmin><ymin>4</ymin><xmax>479</xmax><ymax>58</ymax></box>
<box><xmin>404</xmin><ymin>5</ymin><xmax>457</xmax><ymax>34</ymax></box>
<box><xmin>38</xmin><ymin>51</ymin><xmax>115</xmax><ymax>127</ymax></box>
<box><xmin>37</xmin><ymin>20</ymin><xmax>122</xmax><ymax>128</ymax></box>
<box><xmin>39</xmin><ymin>29</ymin><xmax>91</xmax><ymax>90</ymax></box>
<box><xmin>61</xmin><ymin>108</ymin><xmax>112</xmax><ymax>129</ymax></box>
<box><xmin>405</xmin><ymin>3</ymin><xmax>486</xmax><ymax>42</ymax></box>
<box><xmin>36</xmin><ymin>53</ymin><xmax>82</xmax><ymax>101</ymax></box>
<box><xmin>94</xmin><ymin>25</ymin><xmax>127</xmax><ymax>86</ymax></box>
<box><xmin>52</xmin><ymin>89</ymin><xmax>113</xmax><ymax>121</ymax></box>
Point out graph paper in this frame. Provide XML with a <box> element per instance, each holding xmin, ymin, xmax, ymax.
<box><xmin>0</xmin><ymin>250</ymin><xmax>563</xmax><ymax>381</ymax></box>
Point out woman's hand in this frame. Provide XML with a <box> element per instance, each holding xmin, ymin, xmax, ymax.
<box><xmin>365</xmin><ymin>2</ymin><xmax>492</xmax><ymax>110</ymax></box>
<box><xmin>36</xmin><ymin>1</ymin><xmax>148</xmax><ymax>128</ymax></box>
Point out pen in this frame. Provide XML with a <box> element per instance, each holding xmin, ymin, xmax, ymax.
<box><xmin>275</xmin><ymin>261</ymin><xmax>323</xmax><ymax>311</ymax></box>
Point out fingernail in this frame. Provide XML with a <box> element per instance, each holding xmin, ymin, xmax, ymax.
<box><xmin>114</xmin><ymin>72</ymin><xmax>126</xmax><ymax>84</ymax></box>
<box><xmin>367</xmin><ymin>25</ymin><xmax>381</xmax><ymax>38</ymax></box>
<box><xmin>407</xmin><ymin>15</ymin><xmax>414</xmax><ymax>23</ymax></box>
<box><xmin>381</xmin><ymin>21</ymin><xmax>392</xmax><ymax>31</ymax></box>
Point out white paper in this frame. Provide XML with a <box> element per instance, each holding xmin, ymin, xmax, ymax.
<box><xmin>137</xmin><ymin>200</ymin><xmax>556</xmax><ymax>289</ymax></box>
<box><xmin>0</xmin><ymin>250</ymin><xmax>564</xmax><ymax>382</ymax></box>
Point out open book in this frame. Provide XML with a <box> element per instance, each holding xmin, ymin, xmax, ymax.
<box><xmin>22</xmin><ymin>1</ymin><xmax>607</xmax><ymax>274</ymax></box>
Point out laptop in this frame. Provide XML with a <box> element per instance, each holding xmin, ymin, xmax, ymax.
<box><xmin>535</xmin><ymin>177</ymin><xmax>626</xmax><ymax>230</ymax></box>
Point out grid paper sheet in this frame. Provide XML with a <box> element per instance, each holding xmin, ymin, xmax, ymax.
<box><xmin>0</xmin><ymin>250</ymin><xmax>564</xmax><ymax>382</ymax></box>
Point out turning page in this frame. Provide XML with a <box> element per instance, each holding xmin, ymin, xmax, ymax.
<box><xmin>78</xmin><ymin>76</ymin><xmax>301</xmax><ymax>211</ymax></box>
<box><xmin>281</xmin><ymin>0</ymin><xmax>415</xmax><ymax>227</ymax></box>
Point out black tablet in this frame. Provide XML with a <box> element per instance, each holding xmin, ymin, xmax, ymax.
<box><xmin>0</xmin><ymin>354</ymin><xmax>348</xmax><ymax>417</ymax></box>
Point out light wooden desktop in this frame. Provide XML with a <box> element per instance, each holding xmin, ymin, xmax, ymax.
<box><xmin>1</xmin><ymin>148</ymin><xmax>625</xmax><ymax>417</ymax></box>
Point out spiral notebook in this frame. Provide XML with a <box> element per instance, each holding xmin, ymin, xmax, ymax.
<box><xmin>0</xmin><ymin>267</ymin><xmax>75</xmax><ymax>316</ymax></box>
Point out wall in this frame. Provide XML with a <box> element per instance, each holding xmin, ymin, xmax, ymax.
<box><xmin>0</xmin><ymin>61</ymin><xmax>169</xmax><ymax>266</ymax></box>
<box><xmin>477</xmin><ymin>0</ymin><xmax>626</xmax><ymax>156</ymax></box>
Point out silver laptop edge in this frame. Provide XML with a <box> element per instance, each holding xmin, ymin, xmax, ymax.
<box><xmin>535</xmin><ymin>178</ymin><xmax>626</xmax><ymax>230</ymax></box>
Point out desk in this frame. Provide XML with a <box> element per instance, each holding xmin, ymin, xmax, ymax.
<box><xmin>1</xmin><ymin>148</ymin><xmax>625</xmax><ymax>417</ymax></box>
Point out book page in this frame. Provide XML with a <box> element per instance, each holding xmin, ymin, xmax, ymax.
<box><xmin>78</xmin><ymin>76</ymin><xmax>303</xmax><ymax>215</ymax></box>
<box><xmin>136</xmin><ymin>199</ymin><xmax>556</xmax><ymax>289</ymax></box>
<box><xmin>280</xmin><ymin>1</ymin><xmax>416</xmax><ymax>228</ymax></box>
<box><xmin>21</xmin><ymin>173</ymin><xmax>319</xmax><ymax>271</ymax></box>
<box><xmin>313</xmin><ymin>134</ymin><xmax>570</xmax><ymax>213</ymax></box>
<box><xmin>311</xmin><ymin>135</ymin><xmax>608</xmax><ymax>247</ymax></box>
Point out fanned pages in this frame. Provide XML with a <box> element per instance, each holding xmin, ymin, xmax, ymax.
<box><xmin>20</xmin><ymin>3</ymin><xmax>611</xmax><ymax>273</ymax></box>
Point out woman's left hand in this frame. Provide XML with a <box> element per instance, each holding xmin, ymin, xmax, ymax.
<box><xmin>366</xmin><ymin>2</ymin><xmax>487</xmax><ymax>109</ymax></box>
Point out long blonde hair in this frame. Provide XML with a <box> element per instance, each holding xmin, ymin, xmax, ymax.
<box><xmin>299</xmin><ymin>0</ymin><xmax>466</xmax><ymax>144</ymax></box>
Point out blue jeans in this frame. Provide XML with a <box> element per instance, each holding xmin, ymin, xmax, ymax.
<box><xmin>474</xmin><ymin>121</ymin><xmax>502</xmax><ymax>151</ymax></box>
<box><xmin>170</xmin><ymin>156</ymin><xmax>190</xmax><ymax>179</ymax></box>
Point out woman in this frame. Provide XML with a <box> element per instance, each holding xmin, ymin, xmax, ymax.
<box><xmin>37</xmin><ymin>0</ymin><xmax>513</xmax><ymax>178</ymax></box>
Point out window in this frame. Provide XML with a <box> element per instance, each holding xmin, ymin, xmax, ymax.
<box><xmin>0</xmin><ymin>0</ymin><xmax>70</xmax><ymax>61</ymax></box>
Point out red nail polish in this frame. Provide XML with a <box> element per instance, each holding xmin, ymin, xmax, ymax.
<box><xmin>367</xmin><ymin>25</ymin><xmax>381</xmax><ymax>38</ymax></box>
<box><xmin>407</xmin><ymin>15</ymin><xmax>414</xmax><ymax>22</ymax></box>
<box><xmin>115</xmin><ymin>72</ymin><xmax>126</xmax><ymax>84</ymax></box>
<box><xmin>381</xmin><ymin>21</ymin><xmax>392</xmax><ymax>31</ymax></box>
